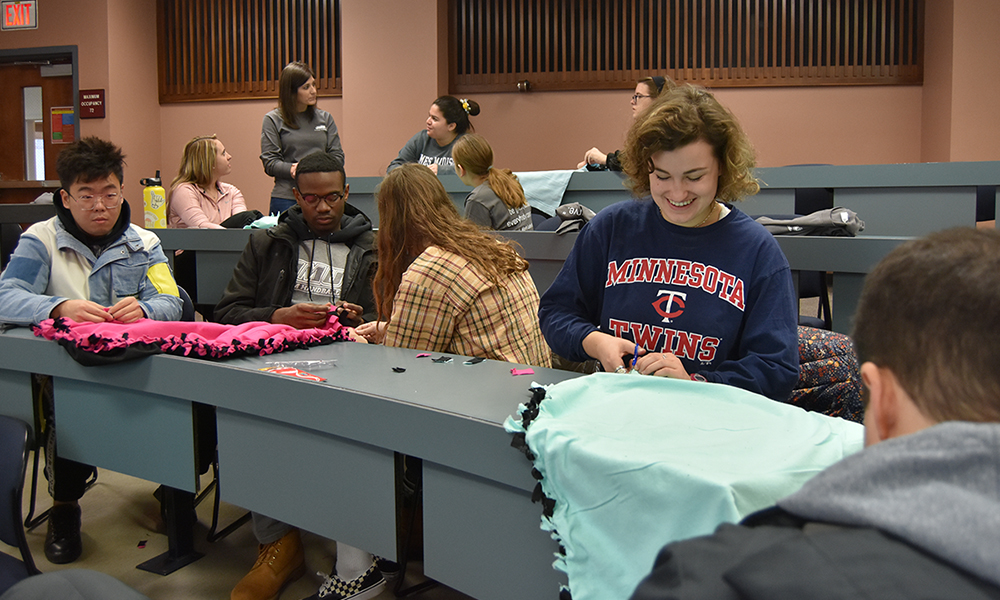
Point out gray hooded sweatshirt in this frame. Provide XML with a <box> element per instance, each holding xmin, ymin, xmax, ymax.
<box><xmin>779</xmin><ymin>421</ymin><xmax>1000</xmax><ymax>587</ymax></box>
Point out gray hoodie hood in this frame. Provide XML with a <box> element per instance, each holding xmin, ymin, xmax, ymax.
<box><xmin>778</xmin><ymin>421</ymin><xmax>1000</xmax><ymax>587</ymax></box>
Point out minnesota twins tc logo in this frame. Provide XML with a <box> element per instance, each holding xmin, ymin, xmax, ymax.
<box><xmin>652</xmin><ymin>290</ymin><xmax>686</xmax><ymax>323</ymax></box>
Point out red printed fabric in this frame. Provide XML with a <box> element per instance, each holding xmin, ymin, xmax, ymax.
<box><xmin>32</xmin><ymin>316</ymin><xmax>351</xmax><ymax>365</ymax></box>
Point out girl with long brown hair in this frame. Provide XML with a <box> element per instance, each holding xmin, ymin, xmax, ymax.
<box><xmin>453</xmin><ymin>133</ymin><xmax>533</xmax><ymax>231</ymax></box>
<box><xmin>260</xmin><ymin>61</ymin><xmax>344</xmax><ymax>215</ymax></box>
<box><xmin>357</xmin><ymin>164</ymin><xmax>550</xmax><ymax>366</ymax></box>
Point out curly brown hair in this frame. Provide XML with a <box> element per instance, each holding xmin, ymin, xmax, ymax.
<box><xmin>373</xmin><ymin>164</ymin><xmax>528</xmax><ymax>323</ymax></box>
<box><xmin>620</xmin><ymin>84</ymin><xmax>759</xmax><ymax>202</ymax></box>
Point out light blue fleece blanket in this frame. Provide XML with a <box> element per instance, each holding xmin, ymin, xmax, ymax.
<box><xmin>505</xmin><ymin>373</ymin><xmax>863</xmax><ymax>600</ymax></box>
<box><xmin>513</xmin><ymin>169</ymin><xmax>576</xmax><ymax>216</ymax></box>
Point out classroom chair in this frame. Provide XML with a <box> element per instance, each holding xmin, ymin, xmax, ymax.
<box><xmin>1</xmin><ymin>224</ymin><xmax>22</xmax><ymax>271</ymax></box>
<box><xmin>0</xmin><ymin>415</ymin><xmax>41</xmax><ymax>595</ymax></box>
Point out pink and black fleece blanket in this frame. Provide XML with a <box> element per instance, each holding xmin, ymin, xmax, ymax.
<box><xmin>32</xmin><ymin>316</ymin><xmax>351</xmax><ymax>366</ymax></box>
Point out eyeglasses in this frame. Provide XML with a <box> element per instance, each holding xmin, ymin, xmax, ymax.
<box><xmin>68</xmin><ymin>192</ymin><xmax>122</xmax><ymax>211</ymax></box>
<box><xmin>631</xmin><ymin>93</ymin><xmax>652</xmax><ymax>104</ymax></box>
<box><xmin>299</xmin><ymin>192</ymin><xmax>344</xmax><ymax>207</ymax></box>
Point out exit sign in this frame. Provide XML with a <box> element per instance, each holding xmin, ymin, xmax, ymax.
<box><xmin>1</xmin><ymin>0</ymin><xmax>36</xmax><ymax>30</ymax></box>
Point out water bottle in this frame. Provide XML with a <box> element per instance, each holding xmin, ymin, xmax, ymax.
<box><xmin>141</xmin><ymin>171</ymin><xmax>166</xmax><ymax>228</ymax></box>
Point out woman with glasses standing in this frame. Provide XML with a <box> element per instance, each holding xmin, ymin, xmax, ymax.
<box><xmin>387</xmin><ymin>95</ymin><xmax>480</xmax><ymax>175</ymax></box>
<box><xmin>167</xmin><ymin>134</ymin><xmax>249</xmax><ymax>228</ymax></box>
<box><xmin>261</xmin><ymin>61</ymin><xmax>344</xmax><ymax>215</ymax></box>
<box><xmin>577</xmin><ymin>76</ymin><xmax>674</xmax><ymax>171</ymax></box>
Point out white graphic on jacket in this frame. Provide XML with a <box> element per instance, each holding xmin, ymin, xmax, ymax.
<box><xmin>419</xmin><ymin>154</ymin><xmax>455</xmax><ymax>170</ymax></box>
<box><xmin>604</xmin><ymin>257</ymin><xmax>745</xmax><ymax>363</ymax></box>
<box><xmin>293</xmin><ymin>259</ymin><xmax>344</xmax><ymax>303</ymax></box>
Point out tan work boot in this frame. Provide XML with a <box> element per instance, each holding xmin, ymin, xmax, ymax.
<box><xmin>231</xmin><ymin>528</ymin><xmax>306</xmax><ymax>600</ymax></box>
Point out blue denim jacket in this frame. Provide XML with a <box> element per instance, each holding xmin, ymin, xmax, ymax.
<box><xmin>0</xmin><ymin>217</ymin><xmax>182</xmax><ymax>326</ymax></box>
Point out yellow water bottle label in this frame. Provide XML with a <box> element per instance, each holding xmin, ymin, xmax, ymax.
<box><xmin>144</xmin><ymin>186</ymin><xmax>167</xmax><ymax>228</ymax></box>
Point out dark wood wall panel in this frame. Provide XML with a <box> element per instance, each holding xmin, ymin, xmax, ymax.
<box><xmin>157</xmin><ymin>0</ymin><xmax>341</xmax><ymax>103</ymax></box>
<box><xmin>450</xmin><ymin>0</ymin><xmax>923</xmax><ymax>93</ymax></box>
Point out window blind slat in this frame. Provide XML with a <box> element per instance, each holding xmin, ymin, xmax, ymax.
<box><xmin>449</xmin><ymin>0</ymin><xmax>921</xmax><ymax>93</ymax></box>
<box><xmin>158</xmin><ymin>0</ymin><xmax>341</xmax><ymax>103</ymax></box>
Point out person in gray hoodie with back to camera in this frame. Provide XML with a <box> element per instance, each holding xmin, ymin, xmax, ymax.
<box><xmin>630</xmin><ymin>227</ymin><xmax>1000</xmax><ymax>600</ymax></box>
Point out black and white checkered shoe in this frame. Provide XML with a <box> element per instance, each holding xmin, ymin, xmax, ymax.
<box><xmin>374</xmin><ymin>556</ymin><xmax>401</xmax><ymax>586</ymax></box>
<box><xmin>304</xmin><ymin>563</ymin><xmax>386</xmax><ymax>600</ymax></box>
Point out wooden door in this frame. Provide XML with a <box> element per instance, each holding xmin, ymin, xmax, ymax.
<box><xmin>0</xmin><ymin>63</ymin><xmax>74</xmax><ymax>182</ymax></box>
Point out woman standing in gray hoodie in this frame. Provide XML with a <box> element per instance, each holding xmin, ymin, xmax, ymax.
<box><xmin>260</xmin><ymin>61</ymin><xmax>344</xmax><ymax>215</ymax></box>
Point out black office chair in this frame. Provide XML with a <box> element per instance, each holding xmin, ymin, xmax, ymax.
<box><xmin>795</xmin><ymin>186</ymin><xmax>834</xmax><ymax>216</ymax></box>
<box><xmin>781</xmin><ymin>163</ymin><xmax>835</xmax><ymax>218</ymax></box>
<box><xmin>795</xmin><ymin>270</ymin><xmax>833</xmax><ymax>331</ymax></box>
<box><xmin>23</xmin><ymin>380</ymin><xmax>99</xmax><ymax>533</ymax></box>
<box><xmin>534</xmin><ymin>215</ymin><xmax>562</xmax><ymax>231</ymax></box>
<box><xmin>149</xmin><ymin>286</ymin><xmax>248</xmax><ymax>542</ymax></box>
<box><xmin>977</xmin><ymin>186</ymin><xmax>996</xmax><ymax>223</ymax></box>
<box><xmin>392</xmin><ymin>454</ymin><xmax>438</xmax><ymax>597</ymax></box>
<box><xmin>530</xmin><ymin>206</ymin><xmax>552</xmax><ymax>229</ymax></box>
<box><xmin>177</xmin><ymin>285</ymin><xmax>196</xmax><ymax>322</ymax></box>
<box><xmin>0</xmin><ymin>415</ymin><xmax>41</xmax><ymax>594</ymax></box>
<box><xmin>1</xmin><ymin>223</ymin><xmax>23</xmax><ymax>271</ymax></box>
<box><xmin>760</xmin><ymin>214</ymin><xmax>833</xmax><ymax>330</ymax></box>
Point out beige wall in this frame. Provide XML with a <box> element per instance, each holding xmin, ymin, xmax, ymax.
<box><xmin>2</xmin><ymin>0</ymin><xmax>997</xmax><ymax>219</ymax></box>
<box><xmin>921</xmin><ymin>0</ymin><xmax>954</xmax><ymax>163</ymax></box>
<box><xmin>107</xmin><ymin>0</ymin><xmax>162</xmax><ymax>201</ymax></box>
<box><xmin>340</xmin><ymin>0</ymin><xmax>443</xmax><ymax>178</ymax></box>
<box><xmin>948</xmin><ymin>0</ymin><xmax>1000</xmax><ymax>162</ymax></box>
<box><xmin>471</xmin><ymin>84</ymin><xmax>925</xmax><ymax>173</ymax></box>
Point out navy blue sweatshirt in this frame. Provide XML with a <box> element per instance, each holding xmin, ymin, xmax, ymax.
<box><xmin>538</xmin><ymin>199</ymin><xmax>798</xmax><ymax>401</ymax></box>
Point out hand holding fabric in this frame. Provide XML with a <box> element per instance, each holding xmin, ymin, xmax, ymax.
<box><xmin>107</xmin><ymin>296</ymin><xmax>145</xmax><ymax>323</ymax></box>
<box><xmin>271</xmin><ymin>302</ymin><xmax>331</xmax><ymax>330</ymax></box>
<box><xmin>634</xmin><ymin>352</ymin><xmax>690</xmax><ymax>379</ymax></box>
<box><xmin>50</xmin><ymin>299</ymin><xmax>114</xmax><ymax>323</ymax></box>
<box><xmin>335</xmin><ymin>300</ymin><xmax>365</xmax><ymax>326</ymax></box>
<box><xmin>583</xmin><ymin>331</ymin><xmax>640</xmax><ymax>373</ymax></box>
<box><xmin>355</xmin><ymin>320</ymin><xmax>387</xmax><ymax>344</ymax></box>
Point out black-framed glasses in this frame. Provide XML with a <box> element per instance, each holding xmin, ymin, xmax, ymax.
<box><xmin>68</xmin><ymin>192</ymin><xmax>122</xmax><ymax>211</ymax></box>
<box><xmin>631</xmin><ymin>93</ymin><xmax>652</xmax><ymax>103</ymax></box>
<box><xmin>299</xmin><ymin>192</ymin><xmax>344</xmax><ymax>207</ymax></box>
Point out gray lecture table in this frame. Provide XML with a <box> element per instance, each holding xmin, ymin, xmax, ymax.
<box><xmin>155</xmin><ymin>227</ymin><xmax>910</xmax><ymax>334</ymax></box>
<box><xmin>0</xmin><ymin>326</ymin><xmax>579</xmax><ymax>599</ymax></box>
<box><xmin>346</xmin><ymin>161</ymin><xmax>1000</xmax><ymax>231</ymax></box>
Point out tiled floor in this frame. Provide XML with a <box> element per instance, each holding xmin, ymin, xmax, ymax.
<box><xmin>1</xmin><ymin>459</ymin><xmax>473</xmax><ymax>600</ymax></box>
